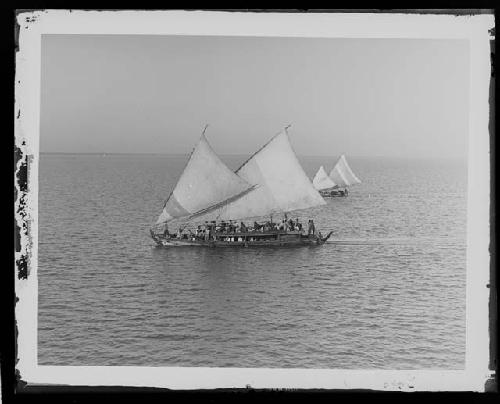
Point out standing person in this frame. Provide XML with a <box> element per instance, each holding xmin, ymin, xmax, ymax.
<box><xmin>240</xmin><ymin>221</ymin><xmax>247</xmax><ymax>233</ymax></box>
<box><xmin>307</xmin><ymin>219</ymin><xmax>316</xmax><ymax>236</ymax></box>
<box><xmin>296</xmin><ymin>219</ymin><xmax>303</xmax><ymax>233</ymax></box>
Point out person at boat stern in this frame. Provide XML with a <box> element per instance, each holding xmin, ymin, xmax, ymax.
<box><xmin>308</xmin><ymin>219</ymin><xmax>316</xmax><ymax>237</ymax></box>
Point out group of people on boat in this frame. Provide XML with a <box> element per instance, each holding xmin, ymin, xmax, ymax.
<box><xmin>159</xmin><ymin>215</ymin><xmax>317</xmax><ymax>241</ymax></box>
<box><xmin>321</xmin><ymin>188</ymin><xmax>348</xmax><ymax>197</ymax></box>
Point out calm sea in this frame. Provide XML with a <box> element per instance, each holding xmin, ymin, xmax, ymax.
<box><xmin>38</xmin><ymin>154</ymin><xmax>467</xmax><ymax>369</ymax></box>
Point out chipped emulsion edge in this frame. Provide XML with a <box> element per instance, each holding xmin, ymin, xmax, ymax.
<box><xmin>15</xmin><ymin>11</ymin><xmax>40</xmax><ymax>279</ymax></box>
<box><xmin>15</xmin><ymin>9</ymin><xmax>45</xmax><ymax>385</ymax></box>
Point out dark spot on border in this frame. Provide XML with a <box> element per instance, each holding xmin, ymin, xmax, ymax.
<box><xmin>16</xmin><ymin>255</ymin><xmax>28</xmax><ymax>280</ymax></box>
<box><xmin>16</xmin><ymin>156</ymin><xmax>27</xmax><ymax>193</ymax></box>
<box><xmin>14</xmin><ymin>144</ymin><xmax>30</xmax><ymax>273</ymax></box>
<box><xmin>15</xmin><ymin>369</ymin><xmax>27</xmax><ymax>391</ymax></box>
<box><xmin>484</xmin><ymin>376</ymin><xmax>497</xmax><ymax>392</ymax></box>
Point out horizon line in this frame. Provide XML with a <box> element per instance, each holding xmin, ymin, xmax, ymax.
<box><xmin>38</xmin><ymin>151</ymin><xmax>468</xmax><ymax>160</ymax></box>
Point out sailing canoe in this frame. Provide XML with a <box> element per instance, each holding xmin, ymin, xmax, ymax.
<box><xmin>151</xmin><ymin>127</ymin><xmax>331</xmax><ymax>247</ymax></box>
<box><xmin>313</xmin><ymin>155</ymin><xmax>361</xmax><ymax>198</ymax></box>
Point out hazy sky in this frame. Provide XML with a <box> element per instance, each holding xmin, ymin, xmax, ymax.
<box><xmin>40</xmin><ymin>35</ymin><xmax>470</xmax><ymax>158</ymax></box>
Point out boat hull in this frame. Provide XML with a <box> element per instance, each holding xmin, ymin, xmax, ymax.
<box><xmin>151</xmin><ymin>230</ymin><xmax>332</xmax><ymax>248</ymax></box>
<box><xmin>320</xmin><ymin>190</ymin><xmax>348</xmax><ymax>198</ymax></box>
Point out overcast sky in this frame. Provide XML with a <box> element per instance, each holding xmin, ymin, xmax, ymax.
<box><xmin>40</xmin><ymin>34</ymin><xmax>469</xmax><ymax>158</ymax></box>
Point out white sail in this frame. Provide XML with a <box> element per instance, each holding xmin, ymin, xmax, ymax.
<box><xmin>187</xmin><ymin>130</ymin><xmax>326</xmax><ymax>223</ymax></box>
<box><xmin>329</xmin><ymin>155</ymin><xmax>361</xmax><ymax>187</ymax></box>
<box><xmin>312</xmin><ymin>165</ymin><xmax>337</xmax><ymax>191</ymax></box>
<box><xmin>155</xmin><ymin>134</ymin><xmax>253</xmax><ymax>224</ymax></box>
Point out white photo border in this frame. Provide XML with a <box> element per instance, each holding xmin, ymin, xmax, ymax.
<box><xmin>14</xmin><ymin>9</ymin><xmax>494</xmax><ymax>391</ymax></box>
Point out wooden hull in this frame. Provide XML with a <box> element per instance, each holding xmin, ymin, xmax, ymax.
<box><xmin>152</xmin><ymin>230</ymin><xmax>332</xmax><ymax>248</ymax></box>
<box><xmin>320</xmin><ymin>190</ymin><xmax>348</xmax><ymax>198</ymax></box>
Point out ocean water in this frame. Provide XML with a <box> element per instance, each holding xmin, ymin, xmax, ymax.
<box><xmin>38</xmin><ymin>154</ymin><xmax>467</xmax><ymax>369</ymax></box>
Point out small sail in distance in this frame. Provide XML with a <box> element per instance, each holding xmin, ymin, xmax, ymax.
<box><xmin>312</xmin><ymin>165</ymin><xmax>337</xmax><ymax>191</ymax></box>
<box><xmin>328</xmin><ymin>155</ymin><xmax>361</xmax><ymax>187</ymax></box>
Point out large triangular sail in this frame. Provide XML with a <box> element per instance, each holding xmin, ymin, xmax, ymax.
<box><xmin>155</xmin><ymin>133</ymin><xmax>253</xmax><ymax>225</ymax></box>
<box><xmin>188</xmin><ymin>129</ymin><xmax>326</xmax><ymax>223</ymax></box>
<box><xmin>328</xmin><ymin>155</ymin><xmax>361</xmax><ymax>187</ymax></box>
<box><xmin>312</xmin><ymin>165</ymin><xmax>337</xmax><ymax>191</ymax></box>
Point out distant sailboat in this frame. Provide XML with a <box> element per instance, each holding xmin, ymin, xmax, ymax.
<box><xmin>312</xmin><ymin>165</ymin><xmax>337</xmax><ymax>191</ymax></box>
<box><xmin>151</xmin><ymin>127</ymin><xmax>332</xmax><ymax>247</ymax></box>
<box><xmin>329</xmin><ymin>155</ymin><xmax>361</xmax><ymax>186</ymax></box>
<box><xmin>313</xmin><ymin>155</ymin><xmax>361</xmax><ymax>197</ymax></box>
